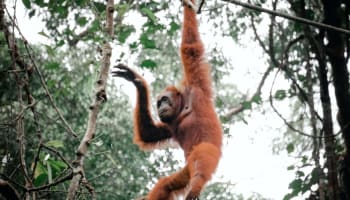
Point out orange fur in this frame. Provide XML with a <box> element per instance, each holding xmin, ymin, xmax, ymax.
<box><xmin>131</xmin><ymin>1</ymin><xmax>222</xmax><ymax>199</ymax></box>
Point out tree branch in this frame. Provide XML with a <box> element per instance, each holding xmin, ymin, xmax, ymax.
<box><xmin>222</xmin><ymin>66</ymin><xmax>273</xmax><ymax>119</ymax></box>
<box><xmin>2</xmin><ymin>6</ymin><xmax>77</xmax><ymax>138</ymax></box>
<box><xmin>221</xmin><ymin>0</ymin><xmax>350</xmax><ymax>35</ymax></box>
<box><xmin>66</xmin><ymin>0</ymin><xmax>115</xmax><ymax>199</ymax></box>
<box><xmin>269</xmin><ymin>70</ymin><xmax>315</xmax><ymax>137</ymax></box>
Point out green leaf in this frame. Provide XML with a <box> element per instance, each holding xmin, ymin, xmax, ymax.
<box><xmin>242</xmin><ymin>101</ymin><xmax>252</xmax><ymax>110</ymax></box>
<box><xmin>45</xmin><ymin>62</ymin><xmax>60</xmax><ymax>70</ymax></box>
<box><xmin>216</xmin><ymin>97</ymin><xmax>224</xmax><ymax>108</ymax></box>
<box><xmin>22</xmin><ymin>0</ymin><xmax>31</xmax><ymax>9</ymax></box>
<box><xmin>34</xmin><ymin>162</ymin><xmax>48</xmax><ymax>186</ymax></box>
<box><xmin>288</xmin><ymin>179</ymin><xmax>302</xmax><ymax>191</ymax></box>
<box><xmin>29</xmin><ymin>9</ymin><xmax>36</xmax><ymax>18</ymax></box>
<box><xmin>34</xmin><ymin>162</ymin><xmax>47</xmax><ymax>178</ymax></box>
<box><xmin>305</xmin><ymin>9</ymin><xmax>315</xmax><ymax>20</ymax></box>
<box><xmin>144</xmin><ymin>21</ymin><xmax>164</xmax><ymax>34</ymax></box>
<box><xmin>297</xmin><ymin>74</ymin><xmax>305</xmax><ymax>82</ymax></box>
<box><xmin>117</xmin><ymin>25</ymin><xmax>135</xmax><ymax>44</ymax></box>
<box><xmin>301</xmin><ymin>156</ymin><xmax>308</xmax><ymax>164</ymax></box>
<box><xmin>45</xmin><ymin>140</ymin><xmax>64</xmax><ymax>148</ymax></box>
<box><xmin>169</xmin><ymin>21</ymin><xmax>180</xmax><ymax>35</ymax></box>
<box><xmin>129</xmin><ymin>42</ymin><xmax>138</xmax><ymax>49</ymax></box>
<box><xmin>44</xmin><ymin>44</ymin><xmax>55</xmax><ymax>56</ymax></box>
<box><xmin>76</xmin><ymin>17</ymin><xmax>88</xmax><ymax>27</ymax></box>
<box><xmin>287</xmin><ymin>165</ymin><xmax>295</xmax><ymax>171</ymax></box>
<box><xmin>140</xmin><ymin>59</ymin><xmax>157</xmax><ymax>69</ymax></box>
<box><xmin>34</xmin><ymin>0</ymin><xmax>45</xmax><ymax>7</ymax></box>
<box><xmin>93</xmin><ymin>2</ymin><xmax>105</xmax><ymax>13</ymax></box>
<box><xmin>274</xmin><ymin>89</ymin><xmax>286</xmax><ymax>100</ymax></box>
<box><xmin>38</xmin><ymin>31</ymin><xmax>50</xmax><ymax>38</ymax></box>
<box><xmin>75</xmin><ymin>0</ymin><xmax>86</xmax><ymax>6</ymax></box>
<box><xmin>296</xmin><ymin>170</ymin><xmax>305</xmax><ymax>177</ymax></box>
<box><xmin>47</xmin><ymin>159</ymin><xmax>67</xmax><ymax>173</ymax></box>
<box><xmin>117</xmin><ymin>4</ymin><xmax>129</xmax><ymax>14</ymax></box>
<box><xmin>34</xmin><ymin>173</ymin><xmax>48</xmax><ymax>186</ymax></box>
<box><xmin>50</xmin><ymin>160</ymin><xmax>67</xmax><ymax>169</ymax></box>
<box><xmin>89</xmin><ymin>20</ymin><xmax>100</xmax><ymax>32</ymax></box>
<box><xmin>47</xmin><ymin>79</ymin><xmax>56</xmax><ymax>89</ymax></box>
<box><xmin>294</xmin><ymin>22</ymin><xmax>303</xmax><ymax>33</ymax></box>
<box><xmin>140</xmin><ymin>7</ymin><xmax>158</xmax><ymax>23</ymax></box>
<box><xmin>56</xmin><ymin>40</ymin><xmax>65</xmax><ymax>48</ymax></box>
<box><xmin>252</xmin><ymin>94</ymin><xmax>262</xmax><ymax>104</ymax></box>
<box><xmin>55</xmin><ymin>5</ymin><xmax>68</xmax><ymax>18</ymax></box>
<box><xmin>286</xmin><ymin>143</ymin><xmax>295</xmax><ymax>154</ymax></box>
<box><xmin>140</xmin><ymin>33</ymin><xmax>156</xmax><ymax>49</ymax></box>
<box><xmin>283</xmin><ymin>193</ymin><xmax>294</xmax><ymax>200</ymax></box>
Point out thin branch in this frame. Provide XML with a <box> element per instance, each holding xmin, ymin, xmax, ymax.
<box><xmin>10</xmin><ymin>100</ymin><xmax>37</xmax><ymax>123</ymax></box>
<box><xmin>1</xmin><ymin>0</ymin><xmax>32</xmax><ymax>188</ymax></box>
<box><xmin>2</xmin><ymin>4</ymin><xmax>45</xmax><ymax>188</ymax></box>
<box><xmin>42</xmin><ymin>145</ymin><xmax>74</xmax><ymax>169</ymax></box>
<box><xmin>223</xmin><ymin>1</ymin><xmax>278</xmax><ymax>119</ymax></box>
<box><xmin>269</xmin><ymin>69</ymin><xmax>315</xmax><ymax>137</ymax></box>
<box><xmin>30</xmin><ymin>144</ymin><xmax>42</xmax><ymax>181</ymax></box>
<box><xmin>221</xmin><ymin>0</ymin><xmax>350</xmax><ymax>35</ymax></box>
<box><xmin>268</xmin><ymin>0</ymin><xmax>278</xmax><ymax>67</ymax></box>
<box><xmin>280</xmin><ymin>34</ymin><xmax>323</xmax><ymax>122</ymax></box>
<box><xmin>66</xmin><ymin>0</ymin><xmax>115</xmax><ymax>199</ymax></box>
<box><xmin>3</xmin><ymin>7</ymin><xmax>77</xmax><ymax>138</ymax></box>
<box><xmin>249</xmin><ymin>10</ymin><xmax>268</xmax><ymax>54</ymax></box>
<box><xmin>280</xmin><ymin>65</ymin><xmax>323</xmax><ymax>121</ymax></box>
<box><xmin>27</xmin><ymin>171</ymin><xmax>73</xmax><ymax>192</ymax></box>
<box><xmin>269</xmin><ymin>69</ymin><xmax>340</xmax><ymax>139</ymax></box>
<box><xmin>68</xmin><ymin>28</ymin><xmax>90</xmax><ymax>47</ymax></box>
<box><xmin>223</xmin><ymin>34</ymin><xmax>305</xmax><ymax>119</ymax></box>
<box><xmin>197</xmin><ymin>0</ymin><xmax>205</xmax><ymax>14</ymax></box>
<box><xmin>0</xmin><ymin>174</ymin><xmax>26</xmax><ymax>191</ymax></box>
<box><xmin>222</xmin><ymin>66</ymin><xmax>273</xmax><ymax>119</ymax></box>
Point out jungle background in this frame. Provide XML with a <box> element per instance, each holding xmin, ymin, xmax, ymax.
<box><xmin>0</xmin><ymin>0</ymin><xmax>349</xmax><ymax>199</ymax></box>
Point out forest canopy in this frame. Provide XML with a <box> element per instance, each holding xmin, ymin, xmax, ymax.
<box><xmin>0</xmin><ymin>0</ymin><xmax>349</xmax><ymax>199</ymax></box>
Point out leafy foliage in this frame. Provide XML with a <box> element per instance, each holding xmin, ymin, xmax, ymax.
<box><xmin>4</xmin><ymin>0</ymin><xmax>349</xmax><ymax>199</ymax></box>
<box><xmin>1</xmin><ymin>0</ymin><xmax>240</xmax><ymax>198</ymax></box>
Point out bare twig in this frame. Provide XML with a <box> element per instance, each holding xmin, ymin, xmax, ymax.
<box><xmin>221</xmin><ymin>0</ymin><xmax>350</xmax><ymax>35</ymax></box>
<box><xmin>10</xmin><ymin>100</ymin><xmax>37</xmax><ymax>123</ymax></box>
<box><xmin>222</xmin><ymin>66</ymin><xmax>273</xmax><ymax>119</ymax></box>
<box><xmin>3</xmin><ymin>6</ymin><xmax>77</xmax><ymax>138</ymax></box>
<box><xmin>68</xmin><ymin>27</ymin><xmax>91</xmax><ymax>47</ymax></box>
<box><xmin>249</xmin><ymin>10</ymin><xmax>268</xmax><ymax>54</ymax></box>
<box><xmin>27</xmin><ymin>171</ymin><xmax>73</xmax><ymax>192</ymax></box>
<box><xmin>269</xmin><ymin>69</ymin><xmax>340</xmax><ymax>139</ymax></box>
<box><xmin>269</xmin><ymin>69</ymin><xmax>314</xmax><ymax>137</ymax></box>
<box><xmin>197</xmin><ymin>0</ymin><xmax>205</xmax><ymax>14</ymax></box>
<box><xmin>30</xmin><ymin>144</ymin><xmax>42</xmax><ymax>181</ymax></box>
<box><xmin>66</xmin><ymin>0</ymin><xmax>115</xmax><ymax>199</ymax></box>
<box><xmin>1</xmin><ymin>0</ymin><xmax>32</xmax><ymax>189</ymax></box>
<box><xmin>42</xmin><ymin>145</ymin><xmax>74</xmax><ymax>169</ymax></box>
<box><xmin>223</xmin><ymin>2</ymin><xmax>278</xmax><ymax>119</ymax></box>
<box><xmin>268</xmin><ymin>0</ymin><xmax>278</xmax><ymax>67</ymax></box>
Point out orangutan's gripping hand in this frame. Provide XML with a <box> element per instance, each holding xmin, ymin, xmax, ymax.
<box><xmin>112</xmin><ymin>64</ymin><xmax>144</xmax><ymax>88</ymax></box>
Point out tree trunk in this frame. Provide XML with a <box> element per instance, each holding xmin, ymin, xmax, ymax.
<box><xmin>322</xmin><ymin>0</ymin><xmax>350</xmax><ymax>199</ymax></box>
